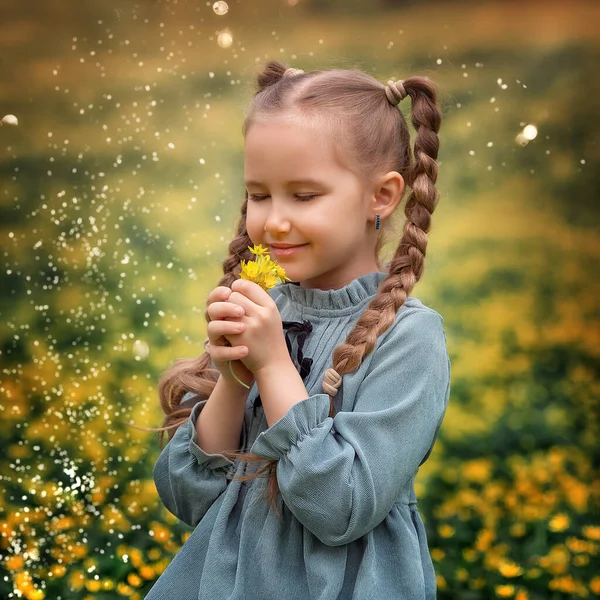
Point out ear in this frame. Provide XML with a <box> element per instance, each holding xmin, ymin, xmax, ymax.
<box><xmin>370</xmin><ymin>171</ymin><xmax>404</xmax><ymax>221</ymax></box>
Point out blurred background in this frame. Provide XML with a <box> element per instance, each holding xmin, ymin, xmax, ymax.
<box><xmin>0</xmin><ymin>0</ymin><xmax>598</xmax><ymax>598</ymax></box>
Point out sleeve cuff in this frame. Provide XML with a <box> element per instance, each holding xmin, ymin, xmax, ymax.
<box><xmin>187</xmin><ymin>400</ymin><xmax>235</xmax><ymax>471</ymax></box>
<box><xmin>250</xmin><ymin>394</ymin><xmax>332</xmax><ymax>460</ymax></box>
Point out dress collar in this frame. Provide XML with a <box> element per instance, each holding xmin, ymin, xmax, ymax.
<box><xmin>272</xmin><ymin>271</ymin><xmax>389</xmax><ymax>312</ymax></box>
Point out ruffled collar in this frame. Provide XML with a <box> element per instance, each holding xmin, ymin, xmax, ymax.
<box><xmin>272</xmin><ymin>271</ymin><xmax>389</xmax><ymax>312</ymax></box>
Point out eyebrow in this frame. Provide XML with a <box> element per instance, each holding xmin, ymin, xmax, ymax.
<box><xmin>245</xmin><ymin>178</ymin><xmax>327</xmax><ymax>187</ymax></box>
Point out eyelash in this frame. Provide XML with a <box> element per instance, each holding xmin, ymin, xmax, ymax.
<box><xmin>248</xmin><ymin>194</ymin><xmax>318</xmax><ymax>202</ymax></box>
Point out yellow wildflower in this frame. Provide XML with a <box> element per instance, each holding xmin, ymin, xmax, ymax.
<box><xmin>498</xmin><ymin>559</ymin><xmax>524</xmax><ymax>578</ymax></box>
<box><xmin>431</xmin><ymin>548</ymin><xmax>445</xmax><ymax>562</ymax></box>
<box><xmin>248</xmin><ymin>244</ymin><xmax>270</xmax><ymax>256</ymax></box>
<box><xmin>548</xmin><ymin>513</ymin><xmax>570</xmax><ymax>532</ymax></box>
<box><xmin>240</xmin><ymin>245</ymin><xmax>290</xmax><ymax>290</ymax></box>
<box><xmin>510</xmin><ymin>523</ymin><xmax>526</xmax><ymax>538</ymax></box>
<box><xmin>582</xmin><ymin>525</ymin><xmax>600</xmax><ymax>540</ymax></box>
<box><xmin>127</xmin><ymin>573</ymin><xmax>143</xmax><ymax>587</ymax></box>
<box><xmin>548</xmin><ymin>574</ymin><xmax>578</xmax><ymax>593</ymax></box>
<box><xmin>6</xmin><ymin>555</ymin><xmax>24</xmax><ymax>570</ymax></box>
<box><xmin>495</xmin><ymin>584</ymin><xmax>515</xmax><ymax>597</ymax></box>
<box><xmin>438</xmin><ymin>524</ymin><xmax>455</xmax><ymax>538</ymax></box>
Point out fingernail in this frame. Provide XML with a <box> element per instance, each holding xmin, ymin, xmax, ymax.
<box><xmin>235</xmin><ymin>308</ymin><xmax>243</xmax><ymax>316</ymax></box>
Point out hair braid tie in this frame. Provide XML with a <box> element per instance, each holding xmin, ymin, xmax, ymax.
<box><xmin>322</xmin><ymin>368</ymin><xmax>342</xmax><ymax>397</ymax></box>
<box><xmin>283</xmin><ymin>67</ymin><xmax>305</xmax><ymax>78</ymax></box>
<box><xmin>385</xmin><ymin>79</ymin><xmax>408</xmax><ymax>106</ymax></box>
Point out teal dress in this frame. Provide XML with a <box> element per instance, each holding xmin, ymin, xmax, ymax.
<box><xmin>148</xmin><ymin>271</ymin><xmax>452</xmax><ymax>599</ymax></box>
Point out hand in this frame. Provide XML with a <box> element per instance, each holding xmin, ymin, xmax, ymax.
<box><xmin>205</xmin><ymin>285</ymin><xmax>255</xmax><ymax>390</ymax></box>
<box><xmin>223</xmin><ymin>279</ymin><xmax>289</xmax><ymax>374</ymax></box>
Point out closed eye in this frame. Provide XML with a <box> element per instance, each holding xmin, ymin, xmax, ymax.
<box><xmin>247</xmin><ymin>194</ymin><xmax>319</xmax><ymax>202</ymax></box>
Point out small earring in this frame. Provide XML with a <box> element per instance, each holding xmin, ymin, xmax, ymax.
<box><xmin>375</xmin><ymin>214</ymin><xmax>381</xmax><ymax>230</ymax></box>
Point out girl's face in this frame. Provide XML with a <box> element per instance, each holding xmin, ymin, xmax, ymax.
<box><xmin>244</xmin><ymin>119</ymin><xmax>380</xmax><ymax>290</ymax></box>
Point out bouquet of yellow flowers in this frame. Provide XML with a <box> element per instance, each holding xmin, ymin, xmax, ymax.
<box><xmin>227</xmin><ymin>244</ymin><xmax>290</xmax><ymax>389</ymax></box>
<box><xmin>239</xmin><ymin>244</ymin><xmax>290</xmax><ymax>290</ymax></box>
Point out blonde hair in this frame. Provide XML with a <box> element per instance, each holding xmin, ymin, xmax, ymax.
<box><xmin>136</xmin><ymin>60</ymin><xmax>442</xmax><ymax>512</ymax></box>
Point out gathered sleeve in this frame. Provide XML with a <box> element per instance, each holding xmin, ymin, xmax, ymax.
<box><xmin>153</xmin><ymin>396</ymin><xmax>235</xmax><ymax>528</ymax></box>
<box><xmin>250</xmin><ymin>309</ymin><xmax>451</xmax><ymax>546</ymax></box>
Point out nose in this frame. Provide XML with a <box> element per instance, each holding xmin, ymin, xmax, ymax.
<box><xmin>264</xmin><ymin>201</ymin><xmax>291</xmax><ymax>234</ymax></box>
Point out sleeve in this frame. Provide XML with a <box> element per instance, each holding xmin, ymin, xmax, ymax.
<box><xmin>153</xmin><ymin>396</ymin><xmax>236</xmax><ymax>528</ymax></box>
<box><xmin>250</xmin><ymin>309</ymin><xmax>451</xmax><ymax>546</ymax></box>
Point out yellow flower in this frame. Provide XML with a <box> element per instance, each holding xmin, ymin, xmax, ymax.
<box><xmin>248</xmin><ymin>244</ymin><xmax>269</xmax><ymax>256</ymax></box>
<box><xmin>498</xmin><ymin>559</ymin><xmax>524</xmax><ymax>578</ymax></box>
<box><xmin>582</xmin><ymin>525</ymin><xmax>600</xmax><ymax>540</ymax></box>
<box><xmin>510</xmin><ymin>522</ymin><xmax>526</xmax><ymax>538</ymax></box>
<box><xmin>239</xmin><ymin>246</ymin><xmax>290</xmax><ymax>290</ymax></box>
<box><xmin>431</xmin><ymin>548</ymin><xmax>445</xmax><ymax>562</ymax></box>
<box><xmin>438</xmin><ymin>524</ymin><xmax>455</xmax><ymax>538</ymax></box>
<box><xmin>495</xmin><ymin>584</ymin><xmax>515</xmax><ymax>597</ymax></box>
<box><xmin>548</xmin><ymin>513</ymin><xmax>570</xmax><ymax>532</ymax></box>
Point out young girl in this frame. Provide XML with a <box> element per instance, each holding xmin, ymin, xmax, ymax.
<box><xmin>146</xmin><ymin>60</ymin><xmax>451</xmax><ymax>600</ymax></box>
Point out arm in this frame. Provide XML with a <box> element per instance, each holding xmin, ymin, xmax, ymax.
<box><xmin>195</xmin><ymin>374</ymin><xmax>250</xmax><ymax>453</ymax></box>
<box><xmin>254</xmin><ymin>359</ymin><xmax>310</xmax><ymax>427</ymax></box>
<box><xmin>153</xmin><ymin>378</ymin><xmax>248</xmax><ymax>528</ymax></box>
<box><xmin>250</xmin><ymin>309</ymin><xmax>451</xmax><ymax>546</ymax></box>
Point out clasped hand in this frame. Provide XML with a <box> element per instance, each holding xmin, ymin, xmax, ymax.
<box><xmin>206</xmin><ymin>279</ymin><xmax>288</xmax><ymax>378</ymax></box>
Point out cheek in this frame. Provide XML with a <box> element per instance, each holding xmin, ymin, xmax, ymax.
<box><xmin>245</xmin><ymin>207</ymin><xmax>263</xmax><ymax>239</ymax></box>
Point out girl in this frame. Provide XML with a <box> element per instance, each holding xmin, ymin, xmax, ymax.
<box><xmin>146</xmin><ymin>60</ymin><xmax>451</xmax><ymax>600</ymax></box>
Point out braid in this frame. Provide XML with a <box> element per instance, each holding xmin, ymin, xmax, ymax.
<box><xmin>328</xmin><ymin>77</ymin><xmax>441</xmax><ymax>415</ymax></box>
<box><xmin>148</xmin><ymin>197</ymin><xmax>253</xmax><ymax>446</ymax></box>
<box><xmin>211</xmin><ymin>195</ymin><xmax>253</xmax><ymax>292</ymax></box>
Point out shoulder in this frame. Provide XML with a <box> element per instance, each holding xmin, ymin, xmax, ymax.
<box><xmin>374</xmin><ymin>296</ymin><xmax>448</xmax><ymax>356</ymax></box>
<box><xmin>398</xmin><ymin>296</ymin><xmax>445</xmax><ymax>324</ymax></box>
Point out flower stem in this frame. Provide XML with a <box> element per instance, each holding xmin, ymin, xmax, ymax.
<box><xmin>228</xmin><ymin>360</ymin><xmax>251</xmax><ymax>389</ymax></box>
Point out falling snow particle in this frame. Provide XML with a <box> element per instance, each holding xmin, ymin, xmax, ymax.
<box><xmin>213</xmin><ymin>1</ymin><xmax>229</xmax><ymax>15</ymax></box>
<box><xmin>1</xmin><ymin>114</ymin><xmax>19</xmax><ymax>126</ymax></box>
<box><xmin>523</xmin><ymin>124</ymin><xmax>538</xmax><ymax>140</ymax></box>
<box><xmin>217</xmin><ymin>30</ymin><xmax>233</xmax><ymax>48</ymax></box>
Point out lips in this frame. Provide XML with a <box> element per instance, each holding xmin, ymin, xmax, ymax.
<box><xmin>267</xmin><ymin>242</ymin><xmax>304</xmax><ymax>249</ymax></box>
<box><xmin>268</xmin><ymin>243</ymin><xmax>307</xmax><ymax>257</ymax></box>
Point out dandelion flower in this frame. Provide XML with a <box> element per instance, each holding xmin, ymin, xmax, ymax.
<box><xmin>239</xmin><ymin>245</ymin><xmax>290</xmax><ymax>290</ymax></box>
<box><xmin>248</xmin><ymin>244</ymin><xmax>270</xmax><ymax>256</ymax></box>
<box><xmin>228</xmin><ymin>245</ymin><xmax>291</xmax><ymax>389</ymax></box>
<box><xmin>498</xmin><ymin>559</ymin><xmax>524</xmax><ymax>578</ymax></box>
<box><xmin>548</xmin><ymin>513</ymin><xmax>570</xmax><ymax>532</ymax></box>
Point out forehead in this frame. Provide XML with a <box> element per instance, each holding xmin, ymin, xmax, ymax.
<box><xmin>244</xmin><ymin>119</ymin><xmax>346</xmax><ymax>184</ymax></box>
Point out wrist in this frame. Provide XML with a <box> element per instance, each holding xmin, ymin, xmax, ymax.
<box><xmin>217</xmin><ymin>373</ymin><xmax>252</xmax><ymax>399</ymax></box>
<box><xmin>254</xmin><ymin>358</ymin><xmax>296</xmax><ymax>385</ymax></box>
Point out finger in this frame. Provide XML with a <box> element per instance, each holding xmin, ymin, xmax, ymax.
<box><xmin>206</xmin><ymin>286</ymin><xmax>232</xmax><ymax>306</ymax></box>
<box><xmin>207</xmin><ymin>343</ymin><xmax>248</xmax><ymax>362</ymax></box>
<box><xmin>227</xmin><ymin>291</ymin><xmax>257</xmax><ymax>315</ymax></box>
<box><xmin>231</xmin><ymin>278</ymin><xmax>273</xmax><ymax>308</ymax></box>
<box><xmin>207</xmin><ymin>301</ymin><xmax>245</xmax><ymax>321</ymax></box>
<box><xmin>207</xmin><ymin>320</ymin><xmax>245</xmax><ymax>339</ymax></box>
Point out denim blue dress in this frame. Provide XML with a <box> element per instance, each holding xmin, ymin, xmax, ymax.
<box><xmin>148</xmin><ymin>271</ymin><xmax>452</xmax><ymax>599</ymax></box>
